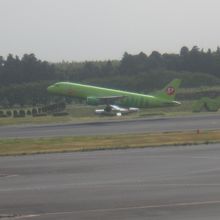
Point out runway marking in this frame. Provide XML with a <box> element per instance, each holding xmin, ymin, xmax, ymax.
<box><xmin>1</xmin><ymin>214</ymin><xmax>39</xmax><ymax>219</ymax></box>
<box><xmin>1</xmin><ymin>181</ymin><xmax>220</xmax><ymax>192</ymax></box>
<box><xmin>0</xmin><ymin>174</ymin><xmax>18</xmax><ymax>178</ymax></box>
<box><xmin>10</xmin><ymin>200</ymin><xmax>220</xmax><ymax>219</ymax></box>
<box><xmin>189</xmin><ymin>167</ymin><xmax>220</xmax><ymax>175</ymax></box>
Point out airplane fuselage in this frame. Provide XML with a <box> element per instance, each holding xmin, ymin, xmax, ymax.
<box><xmin>47</xmin><ymin>82</ymin><xmax>178</xmax><ymax>108</ymax></box>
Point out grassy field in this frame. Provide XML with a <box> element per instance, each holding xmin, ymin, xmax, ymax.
<box><xmin>0</xmin><ymin>130</ymin><xmax>220</xmax><ymax>156</ymax></box>
<box><xmin>2</xmin><ymin>83</ymin><xmax>220</xmax><ymax>126</ymax></box>
<box><xmin>0</xmin><ymin>101</ymin><xmax>201</xmax><ymax>126</ymax></box>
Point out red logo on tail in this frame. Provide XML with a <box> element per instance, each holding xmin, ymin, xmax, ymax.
<box><xmin>166</xmin><ymin>87</ymin><xmax>175</xmax><ymax>96</ymax></box>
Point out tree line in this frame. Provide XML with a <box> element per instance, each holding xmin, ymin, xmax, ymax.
<box><xmin>1</xmin><ymin>46</ymin><xmax>220</xmax><ymax>107</ymax></box>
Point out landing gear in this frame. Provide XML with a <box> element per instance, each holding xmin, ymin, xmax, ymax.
<box><xmin>104</xmin><ymin>105</ymin><xmax>112</xmax><ymax>112</ymax></box>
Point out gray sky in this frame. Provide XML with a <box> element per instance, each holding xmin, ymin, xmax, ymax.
<box><xmin>1</xmin><ymin>0</ymin><xmax>220</xmax><ymax>62</ymax></box>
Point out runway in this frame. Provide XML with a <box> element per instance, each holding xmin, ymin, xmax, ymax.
<box><xmin>1</xmin><ymin>113</ymin><xmax>220</xmax><ymax>138</ymax></box>
<box><xmin>1</xmin><ymin>144</ymin><xmax>220</xmax><ymax>219</ymax></box>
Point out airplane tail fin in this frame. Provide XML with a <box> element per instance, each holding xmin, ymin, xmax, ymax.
<box><xmin>154</xmin><ymin>79</ymin><xmax>181</xmax><ymax>101</ymax></box>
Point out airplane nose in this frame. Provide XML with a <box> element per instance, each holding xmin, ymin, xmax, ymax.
<box><xmin>47</xmin><ymin>85</ymin><xmax>54</xmax><ymax>93</ymax></box>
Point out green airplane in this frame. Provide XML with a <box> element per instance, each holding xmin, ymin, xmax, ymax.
<box><xmin>47</xmin><ymin>79</ymin><xmax>181</xmax><ymax>115</ymax></box>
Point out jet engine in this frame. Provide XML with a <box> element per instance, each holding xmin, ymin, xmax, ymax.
<box><xmin>86</xmin><ymin>97</ymin><xmax>100</xmax><ymax>106</ymax></box>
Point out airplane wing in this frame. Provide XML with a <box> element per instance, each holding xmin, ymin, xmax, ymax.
<box><xmin>96</xmin><ymin>95</ymin><xmax>126</xmax><ymax>104</ymax></box>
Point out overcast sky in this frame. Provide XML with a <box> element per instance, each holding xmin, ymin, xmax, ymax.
<box><xmin>1</xmin><ymin>0</ymin><xmax>220</xmax><ymax>62</ymax></box>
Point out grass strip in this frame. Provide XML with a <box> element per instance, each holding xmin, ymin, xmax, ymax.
<box><xmin>0</xmin><ymin>130</ymin><xmax>220</xmax><ymax>156</ymax></box>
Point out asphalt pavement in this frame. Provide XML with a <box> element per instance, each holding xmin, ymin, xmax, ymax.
<box><xmin>1</xmin><ymin>144</ymin><xmax>220</xmax><ymax>219</ymax></box>
<box><xmin>1</xmin><ymin>113</ymin><xmax>220</xmax><ymax>138</ymax></box>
